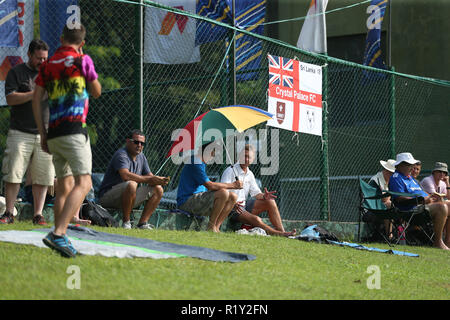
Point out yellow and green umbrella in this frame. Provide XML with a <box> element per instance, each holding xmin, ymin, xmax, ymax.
<box><xmin>167</xmin><ymin>105</ymin><xmax>273</xmax><ymax>158</ymax></box>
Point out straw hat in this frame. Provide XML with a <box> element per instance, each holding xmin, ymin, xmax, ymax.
<box><xmin>379</xmin><ymin>159</ymin><xmax>396</xmax><ymax>173</ymax></box>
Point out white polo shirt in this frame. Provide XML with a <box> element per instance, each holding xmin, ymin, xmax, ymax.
<box><xmin>220</xmin><ymin>163</ymin><xmax>262</xmax><ymax>205</ymax></box>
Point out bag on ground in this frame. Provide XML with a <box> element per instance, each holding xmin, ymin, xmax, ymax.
<box><xmin>295</xmin><ymin>224</ymin><xmax>340</xmax><ymax>243</ymax></box>
<box><xmin>80</xmin><ymin>200</ymin><xmax>118</xmax><ymax>227</ymax></box>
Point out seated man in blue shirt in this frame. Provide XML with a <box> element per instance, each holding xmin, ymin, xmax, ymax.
<box><xmin>389</xmin><ymin>152</ymin><xmax>450</xmax><ymax>250</ymax></box>
<box><xmin>98</xmin><ymin>129</ymin><xmax>170</xmax><ymax>229</ymax></box>
<box><xmin>177</xmin><ymin>142</ymin><xmax>243</xmax><ymax>233</ymax></box>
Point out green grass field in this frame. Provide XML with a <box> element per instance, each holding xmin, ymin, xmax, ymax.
<box><xmin>0</xmin><ymin>222</ymin><xmax>449</xmax><ymax>300</ymax></box>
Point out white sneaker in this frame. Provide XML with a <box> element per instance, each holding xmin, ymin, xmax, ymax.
<box><xmin>137</xmin><ymin>223</ymin><xmax>154</xmax><ymax>230</ymax></box>
<box><xmin>122</xmin><ymin>221</ymin><xmax>132</xmax><ymax>229</ymax></box>
<box><xmin>248</xmin><ymin>227</ymin><xmax>268</xmax><ymax>236</ymax></box>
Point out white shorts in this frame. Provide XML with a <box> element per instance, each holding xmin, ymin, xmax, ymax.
<box><xmin>47</xmin><ymin>134</ymin><xmax>92</xmax><ymax>178</ymax></box>
<box><xmin>2</xmin><ymin>129</ymin><xmax>54</xmax><ymax>186</ymax></box>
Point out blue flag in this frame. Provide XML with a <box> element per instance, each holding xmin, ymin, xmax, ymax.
<box><xmin>0</xmin><ymin>0</ymin><xmax>19</xmax><ymax>47</ymax></box>
<box><xmin>39</xmin><ymin>0</ymin><xmax>79</xmax><ymax>56</ymax></box>
<box><xmin>362</xmin><ymin>0</ymin><xmax>388</xmax><ymax>70</ymax></box>
<box><xmin>196</xmin><ymin>0</ymin><xmax>266</xmax><ymax>81</ymax></box>
<box><xmin>196</xmin><ymin>0</ymin><xmax>232</xmax><ymax>45</ymax></box>
<box><xmin>234</xmin><ymin>0</ymin><xmax>265</xmax><ymax>81</ymax></box>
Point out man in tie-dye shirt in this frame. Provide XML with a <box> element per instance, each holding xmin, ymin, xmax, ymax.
<box><xmin>32</xmin><ymin>24</ymin><xmax>101</xmax><ymax>258</ymax></box>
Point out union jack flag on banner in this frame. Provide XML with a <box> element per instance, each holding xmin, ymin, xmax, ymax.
<box><xmin>268</xmin><ymin>55</ymin><xmax>295</xmax><ymax>88</ymax></box>
<box><xmin>267</xmin><ymin>54</ymin><xmax>323</xmax><ymax>136</ymax></box>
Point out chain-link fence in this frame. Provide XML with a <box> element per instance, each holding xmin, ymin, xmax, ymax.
<box><xmin>1</xmin><ymin>0</ymin><xmax>448</xmax><ymax>223</ymax></box>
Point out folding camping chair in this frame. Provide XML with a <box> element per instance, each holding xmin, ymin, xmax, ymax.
<box><xmin>358</xmin><ymin>178</ymin><xmax>433</xmax><ymax>247</ymax></box>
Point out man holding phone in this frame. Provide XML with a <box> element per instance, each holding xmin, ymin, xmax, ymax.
<box><xmin>98</xmin><ymin>129</ymin><xmax>170</xmax><ymax>229</ymax></box>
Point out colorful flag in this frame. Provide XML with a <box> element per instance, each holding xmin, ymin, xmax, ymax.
<box><xmin>267</xmin><ymin>54</ymin><xmax>323</xmax><ymax>136</ymax></box>
<box><xmin>195</xmin><ymin>0</ymin><xmax>231</xmax><ymax>45</ymax></box>
<box><xmin>0</xmin><ymin>0</ymin><xmax>19</xmax><ymax>47</ymax></box>
<box><xmin>0</xmin><ymin>0</ymin><xmax>34</xmax><ymax>106</ymax></box>
<box><xmin>362</xmin><ymin>0</ymin><xmax>388</xmax><ymax>69</ymax></box>
<box><xmin>144</xmin><ymin>0</ymin><xmax>200</xmax><ymax>64</ymax></box>
<box><xmin>39</xmin><ymin>0</ymin><xmax>79</xmax><ymax>57</ymax></box>
<box><xmin>234</xmin><ymin>0</ymin><xmax>265</xmax><ymax>81</ymax></box>
<box><xmin>196</xmin><ymin>0</ymin><xmax>265</xmax><ymax>81</ymax></box>
<box><xmin>296</xmin><ymin>0</ymin><xmax>328</xmax><ymax>54</ymax></box>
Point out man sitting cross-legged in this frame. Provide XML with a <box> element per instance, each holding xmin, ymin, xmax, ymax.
<box><xmin>220</xmin><ymin>144</ymin><xmax>296</xmax><ymax>237</ymax></box>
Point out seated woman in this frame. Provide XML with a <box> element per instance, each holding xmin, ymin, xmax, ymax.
<box><xmin>368</xmin><ymin>159</ymin><xmax>395</xmax><ymax>238</ymax></box>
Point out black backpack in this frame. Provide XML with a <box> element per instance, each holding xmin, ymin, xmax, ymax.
<box><xmin>80</xmin><ymin>200</ymin><xmax>119</xmax><ymax>227</ymax></box>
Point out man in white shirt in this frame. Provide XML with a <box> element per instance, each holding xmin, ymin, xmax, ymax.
<box><xmin>220</xmin><ymin>144</ymin><xmax>295</xmax><ymax>237</ymax></box>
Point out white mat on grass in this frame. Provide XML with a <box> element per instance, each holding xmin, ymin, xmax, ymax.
<box><xmin>0</xmin><ymin>230</ymin><xmax>182</xmax><ymax>259</ymax></box>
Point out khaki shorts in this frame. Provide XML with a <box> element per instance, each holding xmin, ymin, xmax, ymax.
<box><xmin>47</xmin><ymin>134</ymin><xmax>92</xmax><ymax>178</ymax></box>
<box><xmin>99</xmin><ymin>182</ymin><xmax>154</xmax><ymax>209</ymax></box>
<box><xmin>179</xmin><ymin>191</ymin><xmax>216</xmax><ymax>217</ymax></box>
<box><xmin>2</xmin><ymin>129</ymin><xmax>54</xmax><ymax>186</ymax></box>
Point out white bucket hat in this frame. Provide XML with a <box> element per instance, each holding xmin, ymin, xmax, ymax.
<box><xmin>379</xmin><ymin>159</ymin><xmax>396</xmax><ymax>173</ymax></box>
<box><xmin>394</xmin><ymin>152</ymin><xmax>420</xmax><ymax>166</ymax></box>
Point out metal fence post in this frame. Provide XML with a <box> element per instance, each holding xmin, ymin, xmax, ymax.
<box><xmin>320</xmin><ymin>63</ymin><xmax>330</xmax><ymax>221</ymax></box>
<box><xmin>134</xmin><ymin>0</ymin><xmax>143</xmax><ymax>131</ymax></box>
<box><xmin>390</xmin><ymin>66</ymin><xmax>396</xmax><ymax>159</ymax></box>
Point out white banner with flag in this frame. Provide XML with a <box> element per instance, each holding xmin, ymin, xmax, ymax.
<box><xmin>144</xmin><ymin>0</ymin><xmax>200</xmax><ymax>64</ymax></box>
<box><xmin>296</xmin><ymin>0</ymin><xmax>328</xmax><ymax>54</ymax></box>
<box><xmin>267</xmin><ymin>54</ymin><xmax>322</xmax><ymax>136</ymax></box>
<box><xmin>0</xmin><ymin>0</ymin><xmax>34</xmax><ymax>106</ymax></box>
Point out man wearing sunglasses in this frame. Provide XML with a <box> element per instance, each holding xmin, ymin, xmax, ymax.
<box><xmin>98</xmin><ymin>129</ymin><xmax>170</xmax><ymax>229</ymax></box>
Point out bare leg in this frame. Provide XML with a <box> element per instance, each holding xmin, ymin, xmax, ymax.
<box><xmin>383</xmin><ymin>219</ymin><xmax>393</xmax><ymax>239</ymax></box>
<box><xmin>53</xmin><ymin>176</ymin><xmax>74</xmax><ymax>228</ymax></box>
<box><xmin>4</xmin><ymin>182</ymin><xmax>20</xmax><ymax>214</ymax></box>
<box><xmin>31</xmin><ymin>184</ymin><xmax>48</xmax><ymax>217</ymax></box>
<box><xmin>251</xmin><ymin>199</ymin><xmax>285</xmax><ymax>232</ymax></box>
<box><xmin>215</xmin><ymin>192</ymin><xmax>238</xmax><ymax>231</ymax></box>
<box><xmin>443</xmin><ymin>202</ymin><xmax>450</xmax><ymax>247</ymax></box>
<box><xmin>121</xmin><ymin>181</ymin><xmax>137</xmax><ymax>223</ymax></box>
<box><xmin>237</xmin><ymin>210</ymin><xmax>295</xmax><ymax>237</ymax></box>
<box><xmin>428</xmin><ymin>202</ymin><xmax>450</xmax><ymax>250</ymax></box>
<box><xmin>54</xmin><ymin>174</ymin><xmax>92</xmax><ymax>236</ymax></box>
<box><xmin>207</xmin><ymin>189</ymin><xmax>230</xmax><ymax>232</ymax></box>
<box><xmin>138</xmin><ymin>185</ymin><xmax>163</xmax><ymax>224</ymax></box>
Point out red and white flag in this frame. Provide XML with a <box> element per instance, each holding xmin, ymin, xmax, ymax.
<box><xmin>267</xmin><ymin>54</ymin><xmax>323</xmax><ymax>136</ymax></box>
<box><xmin>144</xmin><ymin>0</ymin><xmax>200</xmax><ymax>64</ymax></box>
<box><xmin>296</xmin><ymin>0</ymin><xmax>328</xmax><ymax>54</ymax></box>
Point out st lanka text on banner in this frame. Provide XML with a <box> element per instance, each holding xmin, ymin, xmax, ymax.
<box><xmin>267</xmin><ymin>54</ymin><xmax>322</xmax><ymax>136</ymax></box>
<box><xmin>0</xmin><ymin>0</ymin><xmax>34</xmax><ymax>106</ymax></box>
<box><xmin>0</xmin><ymin>0</ymin><xmax>19</xmax><ymax>48</ymax></box>
<box><xmin>362</xmin><ymin>0</ymin><xmax>388</xmax><ymax>69</ymax></box>
<box><xmin>39</xmin><ymin>0</ymin><xmax>79</xmax><ymax>57</ymax></box>
<box><xmin>296</xmin><ymin>0</ymin><xmax>328</xmax><ymax>54</ymax></box>
<box><xmin>144</xmin><ymin>0</ymin><xmax>200</xmax><ymax>64</ymax></box>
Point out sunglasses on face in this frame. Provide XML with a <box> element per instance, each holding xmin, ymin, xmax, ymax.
<box><xmin>131</xmin><ymin>139</ymin><xmax>146</xmax><ymax>146</ymax></box>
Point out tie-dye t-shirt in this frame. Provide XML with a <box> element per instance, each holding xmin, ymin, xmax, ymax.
<box><xmin>35</xmin><ymin>46</ymin><xmax>93</xmax><ymax>139</ymax></box>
